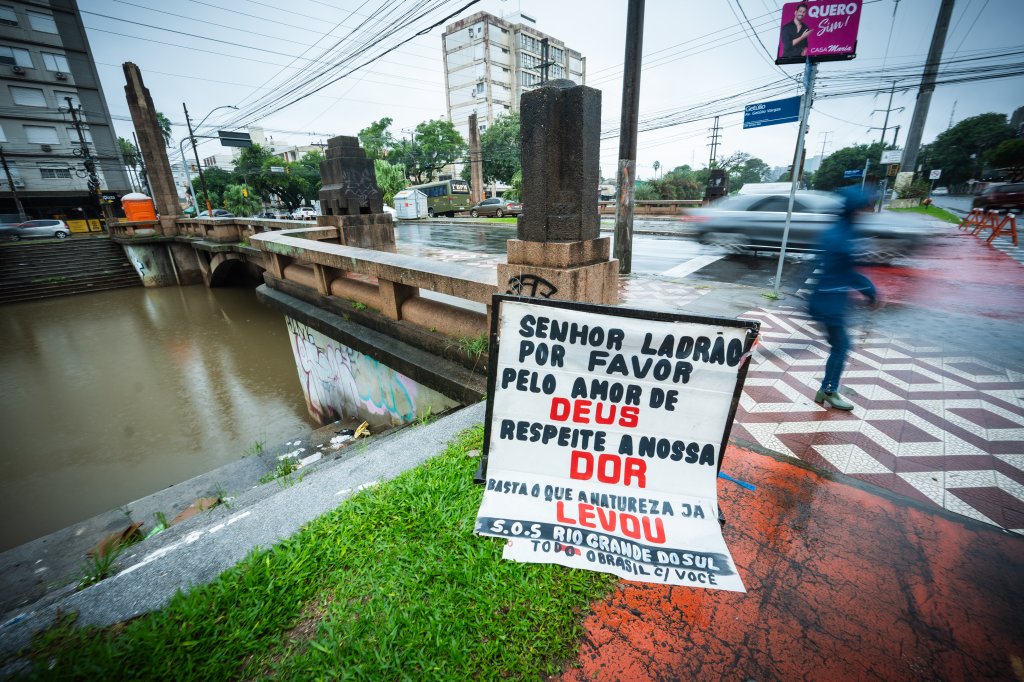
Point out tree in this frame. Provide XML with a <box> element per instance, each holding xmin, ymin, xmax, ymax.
<box><xmin>222</xmin><ymin>184</ymin><xmax>261</xmax><ymax>217</ymax></box>
<box><xmin>813</xmin><ymin>142</ymin><xmax>886</xmax><ymax>191</ymax></box>
<box><xmin>395</xmin><ymin>119</ymin><xmax>466</xmax><ymax>184</ymax></box>
<box><xmin>233</xmin><ymin>144</ymin><xmax>277</xmax><ymax>199</ymax></box>
<box><xmin>117</xmin><ymin>137</ymin><xmax>145</xmax><ymax>192</ymax></box>
<box><xmin>478</xmin><ymin>112</ymin><xmax>520</xmax><ymax>185</ymax></box>
<box><xmin>358</xmin><ymin>117</ymin><xmax>395</xmax><ymax>160</ymax></box>
<box><xmin>200</xmin><ymin>167</ymin><xmax>236</xmax><ymax>203</ymax></box>
<box><xmin>729</xmin><ymin>156</ymin><xmax>771</xmax><ymax>192</ymax></box>
<box><xmin>985</xmin><ymin>138</ymin><xmax>1024</xmax><ymax>180</ymax></box>
<box><xmin>156</xmin><ymin>112</ymin><xmax>173</xmax><ymax>147</ymax></box>
<box><xmin>917</xmin><ymin>113</ymin><xmax>1014</xmax><ymax>184</ymax></box>
<box><xmin>374</xmin><ymin>158</ymin><xmax>407</xmax><ymax>205</ymax></box>
<box><xmin>298</xmin><ymin>150</ymin><xmax>324</xmax><ymax>197</ymax></box>
<box><xmin>262</xmin><ymin>162</ymin><xmax>311</xmax><ymax>211</ymax></box>
<box><xmin>652</xmin><ymin>160</ymin><xmax>660</xmax><ymax>178</ymax></box>
<box><xmin>503</xmin><ymin>170</ymin><xmax>522</xmax><ymax>202</ymax></box>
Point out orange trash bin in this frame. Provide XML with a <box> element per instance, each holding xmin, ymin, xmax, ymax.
<box><xmin>121</xmin><ymin>192</ymin><xmax>157</xmax><ymax>222</ymax></box>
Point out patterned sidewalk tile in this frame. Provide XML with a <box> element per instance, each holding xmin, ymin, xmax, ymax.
<box><xmin>733</xmin><ymin>305</ymin><xmax>1024</xmax><ymax>534</ymax></box>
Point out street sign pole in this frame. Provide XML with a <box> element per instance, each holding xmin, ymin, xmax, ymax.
<box><xmin>861</xmin><ymin>158</ymin><xmax>871</xmax><ymax>190</ymax></box>
<box><xmin>773</xmin><ymin>59</ymin><xmax>816</xmax><ymax>297</ymax></box>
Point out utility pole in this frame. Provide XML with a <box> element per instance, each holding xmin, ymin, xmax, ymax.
<box><xmin>891</xmin><ymin>124</ymin><xmax>901</xmax><ymax>148</ymax></box>
<box><xmin>901</xmin><ymin>0</ymin><xmax>955</xmax><ymax>176</ymax></box>
<box><xmin>184</xmin><ymin>103</ymin><xmax>213</xmax><ymax>216</ymax></box>
<box><xmin>612</xmin><ymin>0</ymin><xmax>645</xmax><ymax>275</ymax></box>
<box><xmin>539</xmin><ymin>38</ymin><xmax>555</xmax><ymax>84</ymax></box>
<box><xmin>0</xmin><ymin>146</ymin><xmax>27</xmax><ymax>221</ymax></box>
<box><xmin>66</xmin><ymin>96</ymin><xmax>109</xmax><ymax>226</ymax></box>
<box><xmin>818</xmin><ymin>130</ymin><xmax>832</xmax><ymax>168</ymax></box>
<box><xmin>707</xmin><ymin>116</ymin><xmax>721</xmax><ymax>168</ymax></box>
<box><xmin>773</xmin><ymin>59</ymin><xmax>817</xmax><ymax>296</ymax></box>
<box><xmin>873</xmin><ymin>81</ymin><xmax>900</xmax><ymax>147</ymax></box>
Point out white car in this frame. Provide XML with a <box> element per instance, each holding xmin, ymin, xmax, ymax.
<box><xmin>383</xmin><ymin>204</ymin><xmax>396</xmax><ymax>219</ymax></box>
<box><xmin>291</xmin><ymin>206</ymin><xmax>318</xmax><ymax>220</ymax></box>
<box><xmin>932</xmin><ymin>187</ymin><xmax>949</xmax><ymax>195</ymax></box>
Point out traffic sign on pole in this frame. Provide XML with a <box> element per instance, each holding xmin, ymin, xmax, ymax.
<box><xmin>843</xmin><ymin>169</ymin><xmax>863</xmax><ymax>179</ymax></box>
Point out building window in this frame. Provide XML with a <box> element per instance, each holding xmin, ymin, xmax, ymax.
<box><xmin>24</xmin><ymin>125</ymin><xmax>59</xmax><ymax>144</ymax></box>
<box><xmin>0</xmin><ymin>5</ymin><xmax>17</xmax><ymax>25</ymax></box>
<box><xmin>66</xmin><ymin>126</ymin><xmax>91</xmax><ymax>144</ymax></box>
<box><xmin>55</xmin><ymin>90</ymin><xmax>79</xmax><ymax>109</ymax></box>
<box><xmin>41</xmin><ymin>52</ymin><xmax>69</xmax><ymax>72</ymax></box>
<box><xmin>26</xmin><ymin>10</ymin><xmax>57</xmax><ymax>33</ymax></box>
<box><xmin>0</xmin><ymin>123</ymin><xmax>6</xmax><ymax>142</ymax></box>
<box><xmin>10</xmin><ymin>86</ymin><xmax>46</xmax><ymax>107</ymax></box>
<box><xmin>0</xmin><ymin>46</ymin><xmax>33</xmax><ymax>68</ymax></box>
<box><xmin>40</xmin><ymin>167</ymin><xmax>71</xmax><ymax>179</ymax></box>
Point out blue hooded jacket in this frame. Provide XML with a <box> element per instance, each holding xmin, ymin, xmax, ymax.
<box><xmin>807</xmin><ymin>187</ymin><xmax>877</xmax><ymax>326</ymax></box>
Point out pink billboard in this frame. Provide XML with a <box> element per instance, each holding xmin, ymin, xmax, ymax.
<box><xmin>776</xmin><ymin>0</ymin><xmax>863</xmax><ymax>65</ymax></box>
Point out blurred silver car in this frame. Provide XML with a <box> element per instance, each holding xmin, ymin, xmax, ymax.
<box><xmin>686</xmin><ymin>192</ymin><xmax>933</xmax><ymax>261</ymax></box>
<box><xmin>0</xmin><ymin>219</ymin><xmax>71</xmax><ymax>240</ymax></box>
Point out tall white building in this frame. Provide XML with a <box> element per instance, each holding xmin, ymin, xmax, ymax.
<box><xmin>442</xmin><ymin>11</ymin><xmax>585</xmax><ymax>140</ymax></box>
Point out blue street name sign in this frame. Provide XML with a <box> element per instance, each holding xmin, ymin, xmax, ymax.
<box><xmin>843</xmin><ymin>169</ymin><xmax>864</xmax><ymax>178</ymax></box>
<box><xmin>743</xmin><ymin>96</ymin><xmax>802</xmax><ymax>129</ymax></box>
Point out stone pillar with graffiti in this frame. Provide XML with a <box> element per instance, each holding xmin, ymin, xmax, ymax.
<box><xmin>497</xmin><ymin>80</ymin><xmax>618</xmax><ymax>304</ymax></box>
<box><xmin>316</xmin><ymin>135</ymin><xmax>395</xmax><ymax>250</ymax></box>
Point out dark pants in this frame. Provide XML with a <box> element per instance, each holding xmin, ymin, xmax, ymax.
<box><xmin>822</xmin><ymin>323</ymin><xmax>850</xmax><ymax>393</ymax></box>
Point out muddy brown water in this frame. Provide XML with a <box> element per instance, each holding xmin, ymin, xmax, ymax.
<box><xmin>0</xmin><ymin>285</ymin><xmax>316</xmax><ymax>552</ymax></box>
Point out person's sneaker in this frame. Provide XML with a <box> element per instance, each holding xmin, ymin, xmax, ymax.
<box><xmin>815</xmin><ymin>389</ymin><xmax>854</xmax><ymax>410</ymax></box>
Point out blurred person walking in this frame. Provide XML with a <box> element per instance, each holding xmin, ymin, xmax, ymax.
<box><xmin>808</xmin><ymin>187</ymin><xmax>878</xmax><ymax>411</ymax></box>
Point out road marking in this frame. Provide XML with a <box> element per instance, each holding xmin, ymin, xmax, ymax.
<box><xmin>661</xmin><ymin>254</ymin><xmax>724</xmax><ymax>278</ymax></box>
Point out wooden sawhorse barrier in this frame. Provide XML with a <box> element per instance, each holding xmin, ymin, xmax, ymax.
<box><xmin>961</xmin><ymin>209</ymin><xmax>1019</xmax><ymax>247</ymax></box>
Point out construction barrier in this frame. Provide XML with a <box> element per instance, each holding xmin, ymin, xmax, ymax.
<box><xmin>960</xmin><ymin>209</ymin><xmax>1018</xmax><ymax>248</ymax></box>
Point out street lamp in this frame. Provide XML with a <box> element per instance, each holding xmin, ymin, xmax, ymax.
<box><xmin>183</xmin><ymin>103</ymin><xmax>237</xmax><ymax>216</ymax></box>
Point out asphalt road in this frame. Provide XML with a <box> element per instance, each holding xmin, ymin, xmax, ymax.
<box><xmin>394</xmin><ymin>221</ymin><xmax>818</xmax><ymax>293</ymax></box>
<box><xmin>929</xmin><ymin>194</ymin><xmax>974</xmax><ymax>215</ymax></box>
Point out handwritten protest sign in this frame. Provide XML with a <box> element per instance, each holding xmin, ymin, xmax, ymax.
<box><xmin>475</xmin><ymin>297</ymin><xmax>759</xmax><ymax>592</ymax></box>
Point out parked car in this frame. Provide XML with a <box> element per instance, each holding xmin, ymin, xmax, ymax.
<box><xmin>197</xmin><ymin>209</ymin><xmax>234</xmax><ymax>218</ymax></box>
<box><xmin>972</xmin><ymin>183</ymin><xmax>1024</xmax><ymax>212</ymax></box>
<box><xmin>686</xmin><ymin>192</ymin><xmax>935</xmax><ymax>261</ymax></box>
<box><xmin>291</xmin><ymin>206</ymin><xmax>318</xmax><ymax>220</ymax></box>
<box><xmin>469</xmin><ymin>197</ymin><xmax>522</xmax><ymax>218</ymax></box>
<box><xmin>383</xmin><ymin>204</ymin><xmax>397</xmax><ymax>219</ymax></box>
<box><xmin>0</xmin><ymin>219</ymin><xmax>71</xmax><ymax>240</ymax></box>
<box><xmin>932</xmin><ymin>186</ymin><xmax>949</xmax><ymax>195</ymax></box>
<box><xmin>253</xmin><ymin>211</ymin><xmax>285</xmax><ymax>219</ymax></box>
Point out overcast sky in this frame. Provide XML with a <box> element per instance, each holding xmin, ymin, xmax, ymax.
<box><xmin>81</xmin><ymin>0</ymin><xmax>1024</xmax><ymax>178</ymax></box>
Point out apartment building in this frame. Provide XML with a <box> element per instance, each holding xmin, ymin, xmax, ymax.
<box><xmin>0</xmin><ymin>0</ymin><xmax>129</xmax><ymax>223</ymax></box>
<box><xmin>442</xmin><ymin>11</ymin><xmax>585</xmax><ymax>141</ymax></box>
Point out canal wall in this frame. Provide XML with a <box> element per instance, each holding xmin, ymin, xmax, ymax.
<box><xmin>286</xmin><ymin>316</ymin><xmax>458</xmax><ymax>429</ymax></box>
<box><xmin>123</xmin><ymin>242</ymin><xmax>203</xmax><ymax>287</ymax></box>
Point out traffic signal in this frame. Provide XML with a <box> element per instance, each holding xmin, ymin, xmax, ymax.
<box><xmin>285</xmin><ymin>166</ymin><xmax>291</xmax><ymax>174</ymax></box>
<box><xmin>242</xmin><ymin>187</ymin><xmax>248</xmax><ymax>198</ymax></box>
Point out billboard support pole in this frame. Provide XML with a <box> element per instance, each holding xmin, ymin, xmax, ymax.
<box><xmin>773</xmin><ymin>58</ymin><xmax>816</xmax><ymax>297</ymax></box>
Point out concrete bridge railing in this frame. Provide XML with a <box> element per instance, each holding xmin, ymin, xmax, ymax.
<box><xmin>248</xmin><ymin>226</ymin><xmax>496</xmax><ymax>341</ymax></box>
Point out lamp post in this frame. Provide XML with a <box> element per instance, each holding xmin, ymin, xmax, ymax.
<box><xmin>183</xmin><ymin>103</ymin><xmax>237</xmax><ymax>215</ymax></box>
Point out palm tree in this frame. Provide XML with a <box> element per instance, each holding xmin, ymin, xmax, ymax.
<box><xmin>156</xmin><ymin>112</ymin><xmax>173</xmax><ymax>147</ymax></box>
<box><xmin>653</xmin><ymin>160</ymin><xmax>661</xmax><ymax>179</ymax></box>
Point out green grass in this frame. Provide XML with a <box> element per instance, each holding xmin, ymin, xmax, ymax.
<box><xmin>888</xmin><ymin>204</ymin><xmax>963</xmax><ymax>224</ymax></box>
<box><xmin>467</xmin><ymin>216</ymin><xmax>517</xmax><ymax>224</ymax></box>
<box><xmin>259</xmin><ymin>456</ymin><xmax>299</xmax><ymax>485</ymax></box>
<box><xmin>23</xmin><ymin>426</ymin><xmax>616</xmax><ymax>679</ymax></box>
<box><xmin>457</xmin><ymin>333</ymin><xmax>488</xmax><ymax>360</ymax></box>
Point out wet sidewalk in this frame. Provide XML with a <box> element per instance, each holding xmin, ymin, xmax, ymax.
<box><xmin>561</xmin><ymin>443</ymin><xmax>1024</xmax><ymax>680</ymax></box>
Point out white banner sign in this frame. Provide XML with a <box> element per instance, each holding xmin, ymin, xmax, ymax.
<box><xmin>880</xmin><ymin>149</ymin><xmax>903</xmax><ymax>164</ymax></box>
<box><xmin>475</xmin><ymin>298</ymin><xmax>758</xmax><ymax>592</ymax></box>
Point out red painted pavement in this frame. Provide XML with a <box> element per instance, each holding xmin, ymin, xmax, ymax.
<box><xmin>561</xmin><ymin>445</ymin><xmax>1024</xmax><ymax>681</ymax></box>
<box><xmin>863</xmin><ymin>232</ymin><xmax>1024</xmax><ymax>321</ymax></box>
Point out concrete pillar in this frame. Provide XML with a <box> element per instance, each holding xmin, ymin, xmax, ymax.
<box><xmin>316</xmin><ymin>135</ymin><xmax>395</xmax><ymax>249</ymax></box>
<box><xmin>497</xmin><ymin>80</ymin><xmax>618</xmax><ymax>305</ymax></box>
<box><xmin>468</xmin><ymin>113</ymin><xmax>484</xmax><ymax>205</ymax></box>
<box><xmin>123</xmin><ymin>63</ymin><xmax>180</xmax><ymax>236</ymax></box>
